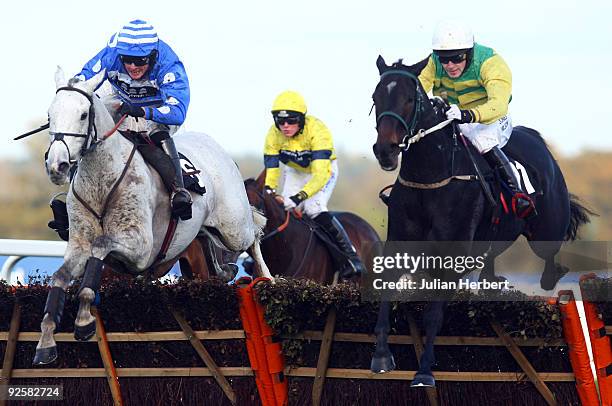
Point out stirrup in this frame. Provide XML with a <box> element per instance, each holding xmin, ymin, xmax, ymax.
<box><xmin>171</xmin><ymin>188</ymin><xmax>192</xmax><ymax>204</ymax></box>
<box><xmin>341</xmin><ymin>257</ymin><xmax>365</xmax><ymax>279</ymax></box>
<box><xmin>170</xmin><ymin>188</ymin><xmax>193</xmax><ymax>220</ymax></box>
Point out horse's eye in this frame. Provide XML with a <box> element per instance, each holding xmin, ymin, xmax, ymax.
<box><xmin>80</xmin><ymin>112</ymin><xmax>87</xmax><ymax>120</ymax></box>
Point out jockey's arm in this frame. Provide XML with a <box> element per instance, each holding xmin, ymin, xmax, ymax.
<box><xmin>301</xmin><ymin>157</ymin><xmax>332</xmax><ymax>197</ymax></box>
<box><xmin>470</xmin><ymin>54</ymin><xmax>512</xmax><ymax>124</ymax></box>
<box><xmin>299</xmin><ymin>119</ymin><xmax>334</xmax><ymax>197</ymax></box>
<box><xmin>263</xmin><ymin>127</ymin><xmax>282</xmax><ymax>190</ymax></box>
<box><xmin>144</xmin><ymin>61</ymin><xmax>190</xmax><ymax>126</ymax></box>
<box><xmin>75</xmin><ymin>46</ymin><xmax>111</xmax><ymax>86</ymax></box>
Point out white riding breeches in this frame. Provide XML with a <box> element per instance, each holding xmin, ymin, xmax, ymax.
<box><xmin>280</xmin><ymin>160</ymin><xmax>338</xmax><ymax>218</ymax></box>
<box><xmin>459</xmin><ymin>114</ymin><xmax>513</xmax><ymax>153</ymax></box>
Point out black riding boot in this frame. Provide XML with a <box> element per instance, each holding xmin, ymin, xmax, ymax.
<box><xmin>159</xmin><ymin>136</ymin><xmax>193</xmax><ymax>220</ymax></box>
<box><xmin>484</xmin><ymin>146</ymin><xmax>535</xmax><ymax>219</ymax></box>
<box><xmin>48</xmin><ymin>197</ymin><xmax>69</xmax><ymax>241</ymax></box>
<box><xmin>314</xmin><ymin>212</ymin><xmax>366</xmax><ymax>279</ymax></box>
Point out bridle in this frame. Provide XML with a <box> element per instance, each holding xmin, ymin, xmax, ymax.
<box><xmin>45</xmin><ymin>86</ymin><xmax>98</xmax><ymax>165</ymax></box>
<box><xmin>374</xmin><ymin>67</ymin><xmax>495</xmax><ymax>203</ymax></box>
<box><xmin>375</xmin><ymin>70</ymin><xmax>424</xmax><ymax>148</ymax></box>
<box><xmin>45</xmin><ymin>85</ymin><xmax>133</xmax><ymax>226</ymax></box>
<box><xmin>375</xmin><ymin>69</ymin><xmax>453</xmax><ymax>151</ymax></box>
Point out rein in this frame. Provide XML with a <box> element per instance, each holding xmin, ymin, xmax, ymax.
<box><xmin>375</xmin><ymin>68</ymin><xmax>489</xmax><ymax>194</ymax></box>
<box><xmin>17</xmin><ymin>84</ymin><xmax>127</xmax><ymax>164</ymax></box>
<box><xmin>261</xmin><ymin>210</ymin><xmax>291</xmax><ymax>241</ymax></box>
<box><xmin>71</xmin><ymin>143</ymin><xmax>137</xmax><ymax>226</ymax></box>
<box><xmin>47</xmin><ymin>86</ymin><xmax>134</xmax><ymax>225</ymax></box>
<box><xmin>397</xmin><ymin>118</ymin><xmax>454</xmax><ymax>151</ymax></box>
<box><xmin>255</xmin><ymin>191</ymin><xmax>316</xmax><ymax>275</ymax></box>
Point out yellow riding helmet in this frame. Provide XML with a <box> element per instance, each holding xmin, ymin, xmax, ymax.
<box><xmin>271</xmin><ymin>90</ymin><xmax>307</xmax><ymax>115</ymax></box>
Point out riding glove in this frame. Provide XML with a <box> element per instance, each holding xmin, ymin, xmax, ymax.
<box><xmin>283</xmin><ymin>198</ymin><xmax>297</xmax><ymax>211</ymax></box>
<box><xmin>119</xmin><ymin>103</ymin><xmax>145</xmax><ymax>118</ymax></box>
<box><xmin>284</xmin><ymin>191</ymin><xmax>308</xmax><ymax>211</ymax></box>
<box><xmin>446</xmin><ymin>104</ymin><xmax>474</xmax><ymax>124</ymax></box>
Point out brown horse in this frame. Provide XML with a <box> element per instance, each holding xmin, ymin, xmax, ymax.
<box><xmin>244</xmin><ymin>172</ymin><xmax>381</xmax><ymax>283</ymax></box>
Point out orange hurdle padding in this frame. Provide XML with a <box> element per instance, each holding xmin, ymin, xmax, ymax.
<box><xmin>557</xmin><ymin>290</ymin><xmax>600</xmax><ymax>406</ymax></box>
<box><xmin>237</xmin><ymin>277</ymin><xmax>288</xmax><ymax>406</ymax></box>
<box><xmin>236</xmin><ymin>278</ymin><xmax>276</xmax><ymax>406</ymax></box>
<box><xmin>580</xmin><ymin>274</ymin><xmax>612</xmax><ymax>406</ymax></box>
<box><xmin>252</xmin><ymin>277</ymin><xmax>288</xmax><ymax>406</ymax></box>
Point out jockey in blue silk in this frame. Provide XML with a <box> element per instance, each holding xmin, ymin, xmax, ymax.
<box><xmin>418</xmin><ymin>21</ymin><xmax>535</xmax><ymax>218</ymax></box>
<box><xmin>263</xmin><ymin>90</ymin><xmax>366</xmax><ymax>278</ymax></box>
<box><xmin>76</xmin><ymin>19</ymin><xmax>192</xmax><ymax>220</ymax></box>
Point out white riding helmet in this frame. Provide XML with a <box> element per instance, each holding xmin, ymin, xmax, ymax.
<box><xmin>432</xmin><ymin>20</ymin><xmax>474</xmax><ymax>51</ymax></box>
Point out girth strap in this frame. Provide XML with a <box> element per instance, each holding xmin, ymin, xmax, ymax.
<box><xmin>397</xmin><ymin>174</ymin><xmax>477</xmax><ymax>189</ymax></box>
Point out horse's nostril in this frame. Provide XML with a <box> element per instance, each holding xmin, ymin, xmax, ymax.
<box><xmin>58</xmin><ymin>162</ymin><xmax>69</xmax><ymax>173</ymax></box>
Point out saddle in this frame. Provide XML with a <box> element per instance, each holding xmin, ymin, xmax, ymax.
<box><xmin>299</xmin><ymin>213</ymin><xmax>348</xmax><ymax>259</ymax></box>
<box><xmin>485</xmin><ymin>128</ymin><xmax>543</xmax><ymax>215</ymax></box>
<box><xmin>120</xmin><ymin>131</ymin><xmax>206</xmax><ymax>196</ymax></box>
<box><xmin>379</xmin><ymin>127</ymin><xmax>543</xmax><ymax>216</ymax></box>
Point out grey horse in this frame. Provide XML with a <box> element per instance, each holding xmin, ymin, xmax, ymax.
<box><xmin>34</xmin><ymin>67</ymin><xmax>271</xmax><ymax>365</ymax></box>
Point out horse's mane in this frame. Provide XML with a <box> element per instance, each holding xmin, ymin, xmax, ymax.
<box><xmin>67</xmin><ymin>77</ymin><xmax>81</xmax><ymax>87</ymax></box>
<box><xmin>390</xmin><ymin>56</ymin><xmax>430</xmax><ymax>74</ymax></box>
<box><xmin>391</xmin><ymin>59</ymin><xmax>407</xmax><ymax>69</ymax></box>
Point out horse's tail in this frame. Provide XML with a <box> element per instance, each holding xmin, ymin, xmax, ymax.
<box><xmin>565</xmin><ymin>193</ymin><xmax>596</xmax><ymax>241</ymax></box>
<box><xmin>251</xmin><ymin>206</ymin><xmax>267</xmax><ymax>239</ymax></box>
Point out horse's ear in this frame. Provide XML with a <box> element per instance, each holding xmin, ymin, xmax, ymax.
<box><xmin>81</xmin><ymin>69</ymin><xmax>106</xmax><ymax>95</ymax></box>
<box><xmin>55</xmin><ymin>66</ymin><xmax>67</xmax><ymax>89</ymax></box>
<box><xmin>376</xmin><ymin>55</ymin><xmax>389</xmax><ymax>75</ymax></box>
<box><xmin>256</xmin><ymin>169</ymin><xmax>266</xmax><ymax>190</ymax></box>
<box><xmin>409</xmin><ymin>56</ymin><xmax>431</xmax><ymax>76</ymax></box>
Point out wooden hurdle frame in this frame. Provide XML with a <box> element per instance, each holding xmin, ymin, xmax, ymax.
<box><xmin>0</xmin><ymin>288</ymin><xmax>594</xmax><ymax>406</ymax></box>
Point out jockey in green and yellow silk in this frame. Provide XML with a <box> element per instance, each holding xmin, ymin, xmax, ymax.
<box><xmin>418</xmin><ymin>20</ymin><xmax>535</xmax><ymax>219</ymax></box>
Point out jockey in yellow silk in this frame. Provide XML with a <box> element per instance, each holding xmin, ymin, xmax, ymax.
<box><xmin>263</xmin><ymin>90</ymin><xmax>365</xmax><ymax>278</ymax></box>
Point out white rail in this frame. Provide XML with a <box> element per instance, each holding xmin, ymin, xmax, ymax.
<box><xmin>0</xmin><ymin>239</ymin><xmax>66</xmax><ymax>282</ymax></box>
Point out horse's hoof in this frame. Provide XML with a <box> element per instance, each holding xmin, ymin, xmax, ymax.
<box><xmin>74</xmin><ymin>321</ymin><xmax>96</xmax><ymax>341</ymax></box>
<box><xmin>219</xmin><ymin>263</ymin><xmax>239</xmax><ymax>281</ymax></box>
<box><xmin>33</xmin><ymin>346</ymin><xmax>58</xmax><ymax>365</ymax></box>
<box><xmin>411</xmin><ymin>373</ymin><xmax>436</xmax><ymax>388</ymax></box>
<box><xmin>370</xmin><ymin>353</ymin><xmax>396</xmax><ymax>373</ymax></box>
<box><xmin>540</xmin><ymin>265</ymin><xmax>569</xmax><ymax>290</ymax></box>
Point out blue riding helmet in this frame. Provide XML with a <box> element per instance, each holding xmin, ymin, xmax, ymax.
<box><xmin>110</xmin><ymin>19</ymin><xmax>158</xmax><ymax>57</ymax></box>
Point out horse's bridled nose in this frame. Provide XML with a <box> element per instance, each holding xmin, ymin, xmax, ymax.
<box><xmin>372</xmin><ymin>144</ymin><xmax>379</xmax><ymax>156</ymax></box>
<box><xmin>58</xmin><ymin>162</ymin><xmax>69</xmax><ymax>173</ymax></box>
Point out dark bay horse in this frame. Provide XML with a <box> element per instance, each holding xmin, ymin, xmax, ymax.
<box><xmin>244</xmin><ymin>172</ymin><xmax>381</xmax><ymax>283</ymax></box>
<box><xmin>369</xmin><ymin>56</ymin><xmax>592</xmax><ymax>387</ymax></box>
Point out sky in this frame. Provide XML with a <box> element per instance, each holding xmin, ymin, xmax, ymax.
<box><xmin>1</xmin><ymin>0</ymin><xmax>610</xmax><ymax>161</ymax></box>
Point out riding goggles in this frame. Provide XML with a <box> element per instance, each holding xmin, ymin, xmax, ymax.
<box><xmin>274</xmin><ymin>116</ymin><xmax>301</xmax><ymax>126</ymax></box>
<box><xmin>437</xmin><ymin>53</ymin><xmax>467</xmax><ymax>65</ymax></box>
<box><xmin>120</xmin><ymin>55</ymin><xmax>150</xmax><ymax>66</ymax></box>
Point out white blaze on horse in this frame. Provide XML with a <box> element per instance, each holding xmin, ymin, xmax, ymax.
<box><xmin>34</xmin><ymin>67</ymin><xmax>271</xmax><ymax>365</ymax></box>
